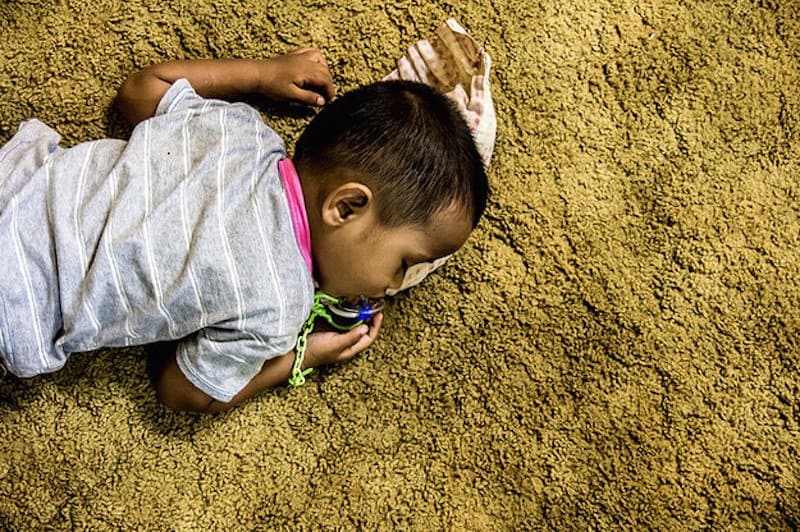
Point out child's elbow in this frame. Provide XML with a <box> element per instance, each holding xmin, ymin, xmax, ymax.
<box><xmin>153</xmin><ymin>355</ymin><xmax>218</xmax><ymax>413</ymax></box>
<box><xmin>155</xmin><ymin>384</ymin><xmax>192</xmax><ymax>412</ymax></box>
<box><xmin>154</xmin><ymin>382</ymin><xmax>193</xmax><ymax>412</ymax></box>
<box><xmin>115</xmin><ymin>69</ymin><xmax>170</xmax><ymax>126</ymax></box>
<box><xmin>155</xmin><ymin>378</ymin><xmax>236</xmax><ymax>414</ymax></box>
<box><xmin>155</xmin><ymin>387</ymin><xmax>223</xmax><ymax>413</ymax></box>
<box><xmin>115</xmin><ymin>72</ymin><xmax>149</xmax><ymax>126</ymax></box>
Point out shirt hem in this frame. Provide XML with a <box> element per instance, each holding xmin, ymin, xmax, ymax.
<box><xmin>154</xmin><ymin>78</ymin><xmax>192</xmax><ymax>116</ymax></box>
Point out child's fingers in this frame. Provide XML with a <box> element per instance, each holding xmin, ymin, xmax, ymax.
<box><xmin>300</xmin><ymin>63</ymin><xmax>334</xmax><ymax>102</ymax></box>
<box><xmin>367</xmin><ymin>312</ymin><xmax>384</xmax><ymax>339</ymax></box>
<box><xmin>337</xmin><ymin>312</ymin><xmax>384</xmax><ymax>362</ymax></box>
<box><xmin>290</xmin><ymin>66</ymin><xmax>334</xmax><ymax>106</ymax></box>
<box><xmin>290</xmin><ymin>85</ymin><xmax>327</xmax><ymax>107</ymax></box>
<box><xmin>327</xmin><ymin>324</ymin><xmax>370</xmax><ymax>355</ymax></box>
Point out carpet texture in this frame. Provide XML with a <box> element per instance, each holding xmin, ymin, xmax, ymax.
<box><xmin>1</xmin><ymin>0</ymin><xmax>799</xmax><ymax>528</ymax></box>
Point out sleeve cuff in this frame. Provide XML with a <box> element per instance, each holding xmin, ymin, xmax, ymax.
<box><xmin>175</xmin><ymin>342</ymin><xmax>237</xmax><ymax>403</ymax></box>
<box><xmin>154</xmin><ymin>78</ymin><xmax>194</xmax><ymax>117</ymax></box>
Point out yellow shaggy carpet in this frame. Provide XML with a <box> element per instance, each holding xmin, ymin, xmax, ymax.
<box><xmin>1</xmin><ymin>0</ymin><xmax>799</xmax><ymax>528</ymax></box>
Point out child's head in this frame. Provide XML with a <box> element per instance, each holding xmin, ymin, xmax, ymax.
<box><xmin>293</xmin><ymin>80</ymin><xmax>489</xmax><ymax>300</ymax></box>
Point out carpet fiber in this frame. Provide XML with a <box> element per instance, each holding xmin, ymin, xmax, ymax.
<box><xmin>1</xmin><ymin>0</ymin><xmax>799</xmax><ymax>528</ymax></box>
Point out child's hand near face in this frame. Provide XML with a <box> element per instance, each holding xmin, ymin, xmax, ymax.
<box><xmin>116</xmin><ymin>48</ymin><xmax>335</xmax><ymax>126</ymax></box>
<box><xmin>257</xmin><ymin>47</ymin><xmax>336</xmax><ymax>107</ymax></box>
<box><xmin>304</xmin><ymin>312</ymin><xmax>384</xmax><ymax>368</ymax></box>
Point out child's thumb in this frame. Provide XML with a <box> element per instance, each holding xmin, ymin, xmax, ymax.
<box><xmin>349</xmin><ymin>324</ymin><xmax>369</xmax><ymax>344</ymax></box>
<box><xmin>323</xmin><ymin>324</ymin><xmax>367</xmax><ymax>351</ymax></box>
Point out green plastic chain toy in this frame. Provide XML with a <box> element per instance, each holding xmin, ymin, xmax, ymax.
<box><xmin>289</xmin><ymin>292</ymin><xmax>384</xmax><ymax>387</ymax></box>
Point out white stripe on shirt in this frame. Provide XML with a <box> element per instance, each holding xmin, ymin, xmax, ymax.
<box><xmin>250</xmin><ymin>128</ymin><xmax>287</xmax><ymax>335</ymax></box>
<box><xmin>105</xmin><ymin>168</ymin><xmax>140</xmax><ymax>344</ymax></box>
<box><xmin>74</xmin><ymin>144</ymin><xmax>102</xmax><ymax>336</ymax></box>
<box><xmin>142</xmin><ymin>121</ymin><xmax>179</xmax><ymax>338</ymax></box>
<box><xmin>10</xmin><ymin>196</ymin><xmax>48</xmax><ymax>367</ymax></box>
<box><xmin>216</xmin><ymin>109</ymin><xmax>250</xmax><ymax>336</ymax></box>
<box><xmin>180</xmin><ymin>106</ymin><xmax>209</xmax><ymax>329</ymax></box>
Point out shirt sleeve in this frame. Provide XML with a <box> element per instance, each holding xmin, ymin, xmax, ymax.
<box><xmin>154</xmin><ymin>78</ymin><xmax>221</xmax><ymax>117</ymax></box>
<box><xmin>175</xmin><ymin>327</ymin><xmax>297</xmax><ymax>403</ymax></box>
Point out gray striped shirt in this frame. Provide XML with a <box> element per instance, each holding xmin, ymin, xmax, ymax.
<box><xmin>0</xmin><ymin>79</ymin><xmax>314</xmax><ymax>401</ymax></box>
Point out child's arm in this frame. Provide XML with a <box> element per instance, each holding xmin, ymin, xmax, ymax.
<box><xmin>153</xmin><ymin>313</ymin><xmax>383</xmax><ymax>413</ymax></box>
<box><xmin>116</xmin><ymin>48</ymin><xmax>335</xmax><ymax>126</ymax></box>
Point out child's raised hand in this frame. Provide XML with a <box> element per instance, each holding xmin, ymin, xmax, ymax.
<box><xmin>305</xmin><ymin>312</ymin><xmax>384</xmax><ymax>368</ymax></box>
<box><xmin>257</xmin><ymin>48</ymin><xmax>335</xmax><ymax>107</ymax></box>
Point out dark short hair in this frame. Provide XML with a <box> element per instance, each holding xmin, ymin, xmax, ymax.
<box><xmin>293</xmin><ymin>80</ymin><xmax>489</xmax><ymax>228</ymax></box>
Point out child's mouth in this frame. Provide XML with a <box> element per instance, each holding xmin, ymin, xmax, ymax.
<box><xmin>328</xmin><ymin>296</ymin><xmax>385</xmax><ymax>322</ymax></box>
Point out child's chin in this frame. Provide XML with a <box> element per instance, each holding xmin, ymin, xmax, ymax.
<box><xmin>318</xmin><ymin>286</ymin><xmax>350</xmax><ymax>302</ymax></box>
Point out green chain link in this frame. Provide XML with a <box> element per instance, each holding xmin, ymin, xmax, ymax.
<box><xmin>288</xmin><ymin>292</ymin><xmax>366</xmax><ymax>387</ymax></box>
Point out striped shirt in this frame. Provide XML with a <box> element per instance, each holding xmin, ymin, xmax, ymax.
<box><xmin>0</xmin><ymin>79</ymin><xmax>314</xmax><ymax>402</ymax></box>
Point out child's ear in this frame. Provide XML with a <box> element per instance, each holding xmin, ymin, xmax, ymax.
<box><xmin>321</xmin><ymin>182</ymin><xmax>373</xmax><ymax>227</ymax></box>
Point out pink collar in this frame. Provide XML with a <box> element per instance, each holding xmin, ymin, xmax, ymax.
<box><xmin>277</xmin><ymin>158</ymin><xmax>313</xmax><ymax>274</ymax></box>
